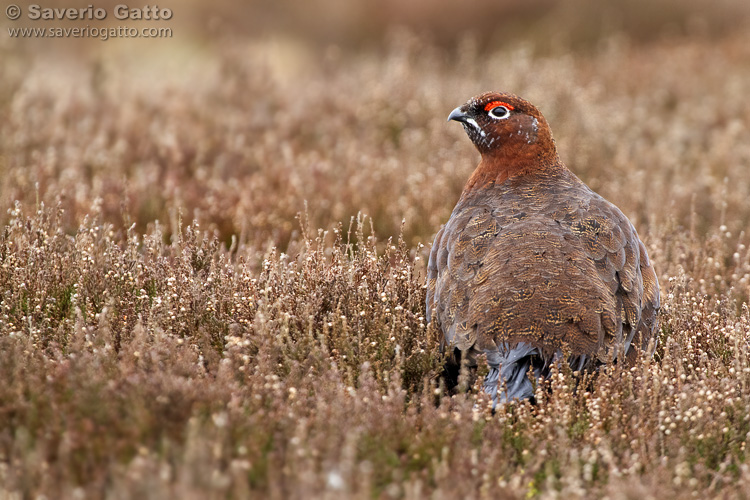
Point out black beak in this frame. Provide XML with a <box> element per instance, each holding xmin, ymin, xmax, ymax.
<box><xmin>447</xmin><ymin>106</ymin><xmax>470</xmax><ymax>124</ymax></box>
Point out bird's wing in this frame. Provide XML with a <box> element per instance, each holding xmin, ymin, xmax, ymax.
<box><xmin>427</xmin><ymin>202</ymin><xmax>504</xmax><ymax>352</ymax></box>
<box><xmin>426</xmin><ymin>226</ymin><xmax>444</xmax><ymax>327</ymax></box>
<box><xmin>556</xmin><ymin>189</ymin><xmax>660</xmax><ymax>359</ymax></box>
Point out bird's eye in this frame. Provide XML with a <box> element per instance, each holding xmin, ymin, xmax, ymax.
<box><xmin>488</xmin><ymin>105</ymin><xmax>510</xmax><ymax>120</ymax></box>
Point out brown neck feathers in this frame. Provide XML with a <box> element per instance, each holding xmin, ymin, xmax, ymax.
<box><xmin>463</xmin><ymin>138</ymin><xmax>562</xmax><ymax>194</ymax></box>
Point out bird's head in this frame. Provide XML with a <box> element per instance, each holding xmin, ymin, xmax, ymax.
<box><xmin>448</xmin><ymin>92</ymin><xmax>558</xmax><ymax>164</ymax></box>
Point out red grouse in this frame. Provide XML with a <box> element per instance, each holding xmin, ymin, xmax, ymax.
<box><xmin>427</xmin><ymin>92</ymin><xmax>660</xmax><ymax>405</ymax></box>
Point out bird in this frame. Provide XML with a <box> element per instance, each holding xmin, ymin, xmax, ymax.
<box><xmin>426</xmin><ymin>91</ymin><xmax>660</xmax><ymax>405</ymax></box>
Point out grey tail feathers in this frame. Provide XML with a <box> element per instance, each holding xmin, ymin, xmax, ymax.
<box><xmin>483</xmin><ymin>342</ymin><xmax>592</xmax><ymax>407</ymax></box>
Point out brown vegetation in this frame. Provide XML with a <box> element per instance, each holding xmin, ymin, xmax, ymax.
<box><xmin>2</xmin><ymin>5</ymin><xmax>750</xmax><ymax>497</ymax></box>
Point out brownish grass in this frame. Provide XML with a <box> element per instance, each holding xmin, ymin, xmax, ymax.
<box><xmin>2</xmin><ymin>17</ymin><xmax>750</xmax><ymax>499</ymax></box>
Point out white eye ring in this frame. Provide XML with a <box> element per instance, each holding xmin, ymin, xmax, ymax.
<box><xmin>488</xmin><ymin>106</ymin><xmax>510</xmax><ymax>120</ymax></box>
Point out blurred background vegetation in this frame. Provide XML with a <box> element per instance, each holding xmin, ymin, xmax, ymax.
<box><xmin>2</xmin><ymin>0</ymin><xmax>750</xmax><ymax>252</ymax></box>
<box><xmin>5</xmin><ymin>0</ymin><xmax>750</xmax><ymax>50</ymax></box>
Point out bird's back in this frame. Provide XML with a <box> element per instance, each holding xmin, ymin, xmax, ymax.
<box><xmin>427</xmin><ymin>165</ymin><xmax>660</xmax><ymax>366</ymax></box>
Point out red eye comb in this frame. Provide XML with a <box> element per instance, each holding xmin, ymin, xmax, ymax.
<box><xmin>484</xmin><ymin>101</ymin><xmax>514</xmax><ymax>112</ymax></box>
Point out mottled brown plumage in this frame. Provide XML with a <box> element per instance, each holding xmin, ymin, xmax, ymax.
<box><xmin>427</xmin><ymin>92</ymin><xmax>660</xmax><ymax>404</ymax></box>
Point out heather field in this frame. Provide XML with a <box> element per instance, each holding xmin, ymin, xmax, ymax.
<box><xmin>3</xmin><ymin>1</ymin><xmax>750</xmax><ymax>498</ymax></box>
